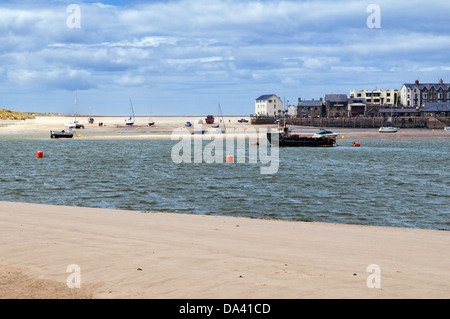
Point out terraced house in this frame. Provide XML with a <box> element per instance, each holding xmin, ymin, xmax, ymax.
<box><xmin>400</xmin><ymin>79</ymin><xmax>450</xmax><ymax>107</ymax></box>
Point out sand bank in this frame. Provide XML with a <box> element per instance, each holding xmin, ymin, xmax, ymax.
<box><xmin>0</xmin><ymin>116</ymin><xmax>449</xmax><ymax>139</ymax></box>
<box><xmin>0</xmin><ymin>201</ymin><xmax>449</xmax><ymax>299</ymax></box>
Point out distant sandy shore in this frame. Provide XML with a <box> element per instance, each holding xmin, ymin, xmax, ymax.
<box><xmin>0</xmin><ymin>201</ymin><xmax>449</xmax><ymax>299</ymax></box>
<box><xmin>0</xmin><ymin>116</ymin><xmax>449</xmax><ymax>139</ymax></box>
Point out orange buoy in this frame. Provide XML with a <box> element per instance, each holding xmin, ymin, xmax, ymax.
<box><xmin>251</xmin><ymin>142</ymin><xmax>259</xmax><ymax>145</ymax></box>
<box><xmin>353</xmin><ymin>142</ymin><xmax>360</xmax><ymax>147</ymax></box>
<box><xmin>37</xmin><ymin>151</ymin><xmax>44</xmax><ymax>158</ymax></box>
<box><xmin>226</xmin><ymin>155</ymin><xmax>233</xmax><ymax>163</ymax></box>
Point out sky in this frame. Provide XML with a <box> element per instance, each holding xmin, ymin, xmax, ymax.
<box><xmin>1</xmin><ymin>0</ymin><xmax>450</xmax><ymax>116</ymax></box>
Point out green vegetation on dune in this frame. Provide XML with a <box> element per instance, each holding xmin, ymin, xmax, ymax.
<box><xmin>0</xmin><ymin>109</ymin><xmax>36</xmax><ymax>120</ymax></box>
<box><xmin>0</xmin><ymin>109</ymin><xmax>65</xmax><ymax>120</ymax></box>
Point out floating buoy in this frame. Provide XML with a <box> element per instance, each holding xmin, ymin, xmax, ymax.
<box><xmin>226</xmin><ymin>155</ymin><xmax>233</xmax><ymax>163</ymax></box>
<box><xmin>78</xmin><ymin>134</ymin><xmax>81</xmax><ymax>137</ymax></box>
<box><xmin>251</xmin><ymin>142</ymin><xmax>259</xmax><ymax>145</ymax></box>
<box><xmin>353</xmin><ymin>142</ymin><xmax>360</xmax><ymax>147</ymax></box>
<box><xmin>341</xmin><ymin>136</ymin><xmax>345</xmax><ymax>139</ymax></box>
<box><xmin>37</xmin><ymin>151</ymin><xmax>43</xmax><ymax>158</ymax></box>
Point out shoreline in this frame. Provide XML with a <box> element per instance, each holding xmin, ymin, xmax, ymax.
<box><xmin>0</xmin><ymin>116</ymin><xmax>449</xmax><ymax>139</ymax></box>
<box><xmin>0</xmin><ymin>201</ymin><xmax>449</xmax><ymax>299</ymax></box>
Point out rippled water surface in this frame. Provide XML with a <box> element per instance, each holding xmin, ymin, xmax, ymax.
<box><xmin>1</xmin><ymin>133</ymin><xmax>449</xmax><ymax>230</ymax></box>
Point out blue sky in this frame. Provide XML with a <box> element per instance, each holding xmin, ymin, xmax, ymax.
<box><xmin>1</xmin><ymin>0</ymin><xmax>450</xmax><ymax>116</ymax></box>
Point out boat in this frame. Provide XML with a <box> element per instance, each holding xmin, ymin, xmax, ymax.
<box><xmin>148</xmin><ymin>104</ymin><xmax>155</xmax><ymax>126</ymax></box>
<box><xmin>444</xmin><ymin>127</ymin><xmax>450</xmax><ymax>132</ymax></box>
<box><xmin>125</xmin><ymin>98</ymin><xmax>135</xmax><ymax>126</ymax></box>
<box><xmin>379</xmin><ymin>124</ymin><xmax>399</xmax><ymax>133</ymax></box>
<box><xmin>192</xmin><ymin>130</ymin><xmax>208</xmax><ymax>135</ymax></box>
<box><xmin>65</xmin><ymin>120</ymin><xmax>84</xmax><ymax>129</ymax></box>
<box><xmin>267</xmin><ymin>122</ymin><xmax>336</xmax><ymax>147</ymax></box>
<box><xmin>185</xmin><ymin>121</ymin><xmax>192</xmax><ymax>127</ymax></box>
<box><xmin>65</xmin><ymin>91</ymin><xmax>84</xmax><ymax>129</ymax></box>
<box><xmin>208</xmin><ymin>104</ymin><xmax>226</xmax><ymax>134</ymax></box>
<box><xmin>50</xmin><ymin>128</ymin><xmax>74</xmax><ymax>139</ymax></box>
<box><xmin>313</xmin><ymin>129</ymin><xmax>338</xmax><ymax>138</ymax></box>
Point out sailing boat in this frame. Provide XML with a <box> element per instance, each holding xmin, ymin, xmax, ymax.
<box><xmin>379</xmin><ymin>107</ymin><xmax>399</xmax><ymax>133</ymax></box>
<box><xmin>65</xmin><ymin>91</ymin><xmax>84</xmax><ymax>129</ymax></box>
<box><xmin>125</xmin><ymin>97</ymin><xmax>135</xmax><ymax>126</ymax></box>
<box><xmin>148</xmin><ymin>104</ymin><xmax>155</xmax><ymax>126</ymax></box>
<box><xmin>209</xmin><ymin>104</ymin><xmax>226</xmax><ymax>134</ymax></box>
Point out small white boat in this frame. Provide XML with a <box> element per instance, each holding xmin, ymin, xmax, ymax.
<box><xmin>379</xmin><ymin>125</ymin><xmax>399</xmax><ymax>133</ymax></box>
<box><xmin>125</xmin><ymin>97</ymin><xmax>135</xmax><ymax>126</ymax></box>
<box><xmin>313</xmin><ymin>129</ymin><xmax>338</xmax><ymax>138</ymax></box>
<box><xmin>444</xmin><ymin>127</ymin><xmax>450</xmax><ymax>132</ymax></box>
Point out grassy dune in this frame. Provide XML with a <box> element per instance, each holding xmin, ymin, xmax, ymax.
<box><xmin>0</xmin><ymin>109</ymin><xmax>37</xmax><ymax>120</ymax></box>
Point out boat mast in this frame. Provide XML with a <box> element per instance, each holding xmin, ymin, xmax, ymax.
<box><xmin>129</xmin><ymin>97</ymin><xmax>135</xmax><ymax>121</ymax></box>
<box><xmin>74</xmin><ymin>91</ymin><xmax>78</xmax><ymax>122</ymax></box>
<box><xmin>218</xmin><ymin>103</ymin><xmax>226</xmax><ymax>132</ymax></box>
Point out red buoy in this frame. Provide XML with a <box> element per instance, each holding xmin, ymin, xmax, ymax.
<box><xmin>37</xmin><ymin>151</ymin><xmax>44</xmax><ymax>158</ymax></box>
<box><xmin>353</xmin><ymin>142</ymin><xmax>360</xmax><ymax>147</ymax></box>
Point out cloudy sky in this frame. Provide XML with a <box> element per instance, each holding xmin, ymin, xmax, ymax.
<box><xmin>1</xmin><ymin>0</ymin><xmax>449</xmax><ymax>116</ymax></box>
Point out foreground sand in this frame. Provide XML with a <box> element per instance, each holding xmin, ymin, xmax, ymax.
<box><xmin>0</xmin><ymin>201</ymin><xmax>449</xmax><ymax>299</ymax></box>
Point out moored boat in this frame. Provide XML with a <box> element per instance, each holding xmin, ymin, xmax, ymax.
<box><xmin>267</xmin><ymin>125</ymin><xmax>336</xmax><ymax>147</ymax></box>
<box><xmin>313</xmin><ymin>129</ymin><xmax>338</xmax><ymax>138</ymax></box>
<box><xmin>379</xmin><ymin>125</ymin><xmax>399</xmax><ymax>133</ymax></box>
<box><xmin>50</xmin><ymin>128</ymin><xmax>74</xmax><ymax>138</ymax></box>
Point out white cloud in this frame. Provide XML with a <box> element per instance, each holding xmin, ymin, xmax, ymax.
<box><xmin>1</xmin><ymin>0</ymin><xmax>450</xmax><ymax>114</ymax></box>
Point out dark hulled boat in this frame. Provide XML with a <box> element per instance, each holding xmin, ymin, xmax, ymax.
<box><xmin>50</xmin><ymin>128</ymin><xmax>74</xmax><ymax>139</ymax></box>
<box><xmin>267</xmin><ymin>125</ymin><xmax>336</xmax><ymax>147</ymax></box>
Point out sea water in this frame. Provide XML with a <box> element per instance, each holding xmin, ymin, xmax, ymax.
<box><xmin>0</xmin><ymin>133</ymin><xmax>448</xmax><ymax>230</ymax></box>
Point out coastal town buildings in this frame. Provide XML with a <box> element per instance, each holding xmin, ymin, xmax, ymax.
<box><xmin>400</xmin><ymin>79</ymin><xmax>450</xmax><ymax>107</ymax></box>
<box><xmin>350</xmin><ymin>89</ymin><xmax>399</xmax><ymax>106</ymax></box>
<box><xmin>254</xmin><ymin>94</ymin><xmax>284</xmax><ymax>117</ymax></box>
<box><xmin>325</xmin><ymin>94</ymin><xmax>348</xmax><ymax>118</ymax></box>
<box><xmin>288</xmin><ymin>98</ymin><xmax>324</xmax><ymax>118</ymax></box>
<box><xmin>347</xmin><ymin>98</ymin><xmax>367</xmax><ymax>117</ymax></box>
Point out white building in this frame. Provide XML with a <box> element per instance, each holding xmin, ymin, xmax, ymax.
<box><xmin>400</xmin><ymin>79</ymin><xmax>450</xmax><ymax>107</ymax></box>
<box><xmin>254</xmin><ymin>94</ymin><xmax>284</xmax><ymax>117</ymax></box>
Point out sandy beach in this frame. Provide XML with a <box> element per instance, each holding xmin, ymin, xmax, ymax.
<box><xmin>0</xmin><ymin>201</ymin><xmax>449</xmax><ymax>299</ymax></box>
<box><xmin>0</xmin><ymin>116</ymin><xmax>449</xmax><ymax>299</ymax></box>
<box><xmin>1</xmin><ymin>115</ymin><xmax>449</xmax><ymax>139</ymax></box>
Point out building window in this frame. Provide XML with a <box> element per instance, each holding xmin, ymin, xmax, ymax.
<box><xmin>422</xmin><ymin>93</ymin><xmax>427</xmax><ymax>99</ymax></box>
<box><xmin>387</xmin><ymin>99</ymin><xmax>391</xmax><ymax>102</ymax></box>
<box><xmin>387</xmin><ymin>92</ymin><xmax>391</xmax><ymax>96</ymax></box>
<box><xmin>357</xmin><ymin>93</ymin><xmax>361</xmax><ymax>97</ymax></box>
